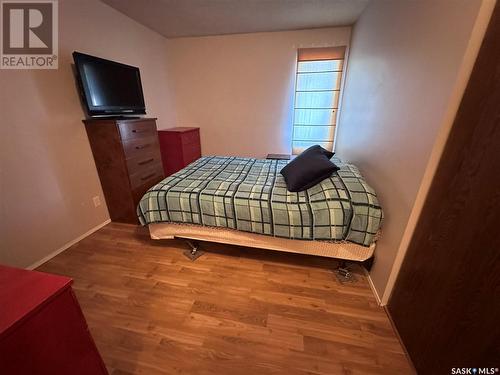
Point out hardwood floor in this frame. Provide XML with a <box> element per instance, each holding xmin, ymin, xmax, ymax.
<box><xmin>37</xmin><ymin>223</ymin><xmax>413</xmax><ymax>374</ymax></box>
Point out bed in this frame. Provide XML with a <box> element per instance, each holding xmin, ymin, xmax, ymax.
<box><xmin>137</xmin><ymin>156</ymin><xmax>383</xmax><ymax>263</ymax></box>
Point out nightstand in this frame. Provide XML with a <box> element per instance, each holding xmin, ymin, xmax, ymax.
<box><xmin>158</xmin><ymin>127</ymin><xmax>201</xmax><ymax>176</ymax></box>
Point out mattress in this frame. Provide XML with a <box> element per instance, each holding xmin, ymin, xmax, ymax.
<box><xmin>137</xmin><ymin>156</ymin><xmax>383</xmax><ymax>246</ymax></box>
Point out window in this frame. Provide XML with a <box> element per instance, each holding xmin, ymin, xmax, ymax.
<box><xmin>292</xmin><ymin>46</ymin><xmax>346</xmax><ymax>154</ymax></box>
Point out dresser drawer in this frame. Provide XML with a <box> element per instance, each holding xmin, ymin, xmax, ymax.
<box><xmin>126</xmin><ymin>150</ymin><xmax>162</xmax><ymax>176</ymax></box>
<box><xmin>129</xmin><ymin>162</ymin><xmax>164</xmax><ymax>190</ymax></box>
<box><xmin>181</xmin><ymin>129</ymin><xmax>200</xmax><ymax>146</ymax></box>
<box><xmin>123</xmin><ymin>136</ymin><xmax>159</xmax><ymax>159</ymax></box>
<box><xmin>118</xmin><ymin>120</ymin><xmax>157</xmax><ymax>140</ymax></box>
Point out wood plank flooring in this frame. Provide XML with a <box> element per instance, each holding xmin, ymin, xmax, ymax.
<box><xmin>37</xmin><ymin>223</ymin><xmax>412</xmax><ymax>374</ymax></box>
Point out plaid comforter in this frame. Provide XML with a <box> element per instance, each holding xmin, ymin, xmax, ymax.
<box><xmin>138</xmin><ymin>156</ymin><xmax>383</xmax><ymax>246</ymax></box>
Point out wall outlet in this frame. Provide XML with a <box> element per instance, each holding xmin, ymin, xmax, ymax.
<box><xmin>92</xmin><ymin>196</ymin><xmax>101</xmax><ymax>207</ymax></box>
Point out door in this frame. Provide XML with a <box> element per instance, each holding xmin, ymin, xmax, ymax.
<box><xmin>387</xmin><ymin>3</ymin><xmax>500</xmax><ymax>374</ymax></box>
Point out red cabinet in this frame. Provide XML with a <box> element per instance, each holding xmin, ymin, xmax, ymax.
<box><xmin>158</xmin><ymin>127</ymin><xmax>201</xmax><ymax>176</ymax></box>
<box><xmin>0</xmin><ymin>265</ymin><xmax>107</xmax><ymax>375</ymax></box>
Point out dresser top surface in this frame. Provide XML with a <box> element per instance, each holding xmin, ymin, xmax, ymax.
<box><xmin>0</xmin><ymin>265</ymin><xmax>72</xmax><ymax>334</ymax></box>
<box><xmin>83</xmin><ymin>117</ymin><xmax>157</xmax><ymax>124</ymax></box>
<box><xmin>159</xmin><ymin>127</ymin><xmax>199</xmax><ymax>133</ymax></box>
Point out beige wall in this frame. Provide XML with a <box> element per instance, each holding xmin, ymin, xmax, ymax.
<box><xmin>165</xmin><ymin>28</ymin><xmax>351</xmax><ymax>158</ymax></box>
<box><xmin>336</xmin><ymin>0</ymin><xmax>483</xmax><ymax>298</ymax></box>
<box><xmin>0</xmin><ymin>0</ymin><xmax>175</xmax><ymax>268</ymax></box>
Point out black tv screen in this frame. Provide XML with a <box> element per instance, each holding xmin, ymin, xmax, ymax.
<box><xmin>73</xmin><ymin>52</ymin><xmax>146</xmax><ymax>117</ymax></box>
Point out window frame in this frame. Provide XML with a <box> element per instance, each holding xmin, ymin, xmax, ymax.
<box><xmin>291</xmin><ymin>46</ymin><xmax>348</xmax><ymax>155</ymax></box>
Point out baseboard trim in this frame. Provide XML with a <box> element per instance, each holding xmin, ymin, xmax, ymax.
<box><xmin>362</xmin><ymin>270</ymin><xmax>414</xmax><ymax>372</ymax></box>
<box><xmin>364</xmin><ymin>269</ymin><xmax>383</xmax><ymax>306</ymax></box>
<box><xmin>27</xmin><ymin>219</ymin><xmax>111</xmax><ymax>270</ymax></box>
<box><xmin>383</xmin><ymin>306</ymin><xmax>418</xmax><ymax>374</ymax></box>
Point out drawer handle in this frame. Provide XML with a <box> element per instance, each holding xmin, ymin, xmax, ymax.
<box><xmin>132</xmin><ymin>129</ymin><xmax>149</xmax><ymax>133</ymax></box>
<box><xmin>138</xmin><ymin>158</ymin><xmax>154</xmax><ymax>165</ymax></box>
<box><xmin>135</xmin><ymin>144</ymin><xmax>150</xmax><ymax>150</ymax></box>
<box><xmin>141</xmin><ymin>173</ymin><xmax>156</xmax><ymax>181</ymax></box>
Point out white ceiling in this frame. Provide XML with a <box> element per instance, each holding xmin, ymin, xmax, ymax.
<box><xmin>101</xmin><ymin>0</ymin><xmax>370</xmax><ymax>38</ymax></box>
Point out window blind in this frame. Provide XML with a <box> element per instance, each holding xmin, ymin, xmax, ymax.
<box><xmin>292</xmin><ymin>46</ymin><xmax>346</xmax><ymax>155</ymax></box>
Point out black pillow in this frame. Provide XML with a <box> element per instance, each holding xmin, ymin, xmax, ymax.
<box><xmin>280</xmin><ymin>145</ymin><xmax>339</xmax><ymax>192</ymax></box>
<box><xmin>312</xmin><ymin>144</ymin><xmax>335</xmax><ymax>159</ymax></box>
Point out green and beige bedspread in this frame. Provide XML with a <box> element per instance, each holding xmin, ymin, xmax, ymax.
<box><xmin>138</xmin><ymin>156</ymin><xmax>383</xmax><ymax>246</ymax></box>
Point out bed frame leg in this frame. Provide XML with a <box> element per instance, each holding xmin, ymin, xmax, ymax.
<box><xmin>183</xmin><ymin>240</ymin><xmax>204</xmax><ymax>261</ymax></box>
<box><xmin>335</xmin><ymin>260</ymin><xmax>356</xmax><ymax>283</ymax></box>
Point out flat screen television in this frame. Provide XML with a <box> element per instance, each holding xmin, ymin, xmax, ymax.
<box><xmin>73</xmin><ymin>52</ymin><xmax>146</xmax><ymax>117</ymax></box>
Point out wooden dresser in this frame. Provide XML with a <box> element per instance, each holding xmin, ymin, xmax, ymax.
<box><xmin>84</xmin><ymin>118</ymin><xmax>164</xmax><ymax>224</ymax></box>
<box><xmin>0</xmin><ymin>265</ymin><xmax>108</xmax><ymax>375</ymax></box>
<box><xmin>158</xmin><ymin>127</ymin><xmax>201</xmax><ymax>176</ymax></box>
